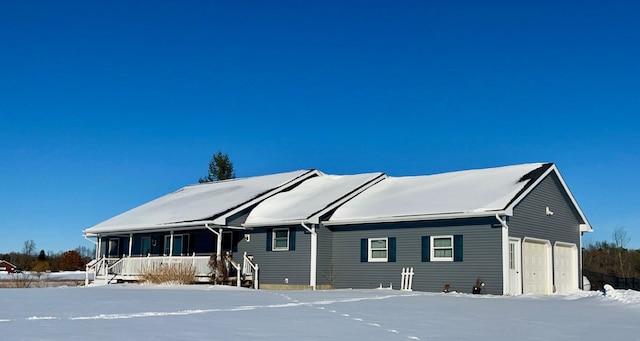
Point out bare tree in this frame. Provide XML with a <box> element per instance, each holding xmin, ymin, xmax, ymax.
<box><xmin>612</xmin><ymin>227</ymin><xmax>632</xmax><ymax>278</ymax></box>
<box><xmin>613</xmin><ymin>227</ymin><xmax>631</xmax><ymax>249</ymax></box>
<box><xmin>22</xmin><ymin>240</ymin><xmax>36</xmax><ymax>256</ymax></box>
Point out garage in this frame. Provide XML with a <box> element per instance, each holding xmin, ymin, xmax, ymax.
<box><xmin>522</xmin><ymin>238</ymin><xmax>552</xmax><ymax>294</ymax></box>
<box><xmin>553</xmin><ymin>242</ymin><xmax>578</xmax><ymax>293</ymax></box>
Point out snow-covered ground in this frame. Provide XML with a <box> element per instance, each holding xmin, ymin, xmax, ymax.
<box><xmin>0</xmin><ymin>282</ymin><xmax>638</xmax><ymax>340</ymax></box>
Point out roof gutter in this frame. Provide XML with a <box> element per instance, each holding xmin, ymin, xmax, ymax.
<box><xmin>323</xmin><ymin>210</ymin><xmax>507</xmax><ymax>226</ymax></box>
<box><xmin>243</xmin><ymin>220</ymin><xmax>306</xmax><ymax>228</ymax></box>
<box><xmin>83</xmin><ymin>220</ymin><xmax>250</xmax><ymax>237</ymax></box>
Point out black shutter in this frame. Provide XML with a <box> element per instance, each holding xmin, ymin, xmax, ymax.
<box><xmin>454</xmin><ymin>235</ymin><xmax>463</xmax><ymax>262</ymax></box>
<box><xmin>388</xmin><ymin>237</ymin><xmax>396</xmax><ymax>262</ymax></box>
<box><xmin>289</xmin><ymin>227</ymin><xmax>296</xmax><ymax>251</ymax></box>
<box><xmin>421</xmin><ymin>236</ymin><xmax>430</xmax><ymax>262</ymax></box>
<box><xmin>361</xmin><ymin>239</ymin><xmax>368</xmax><ymax>262</ymax></box>
<box><xmin>266</xmin><ymin>229</ymin><xmax>272</xmax><ymax>251</ymax></box>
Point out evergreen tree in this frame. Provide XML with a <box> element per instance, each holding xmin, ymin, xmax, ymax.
<box><xmin>33</xmin><ymin>250</ymin><xmax>50</xmax><ymax>272</ymax></box>
<box><xmin>199</xmin><ymin>151</ymin><xmax>236</xmax><ymax>183</ymax></box>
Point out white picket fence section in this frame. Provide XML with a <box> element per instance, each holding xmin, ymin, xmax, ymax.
<box><xmin>401</xmin><ymin>267</ymin><xmax>414</xmax><ymax>291</ymax></box>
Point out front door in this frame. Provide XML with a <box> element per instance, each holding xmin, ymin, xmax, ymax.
<box><xmin>141</xmin><ymin>237</ymin><xmax>151</xmax><ymax>256</ymax></box>
<box><xmin>108</xmin><ymin>238</ymin><xmax>120</xmax><ymax>257</ymax></box>
<box><xmin>508</xmin><ymin>239</ymin><xmax>522</xmax><ymax>295</ymax></box>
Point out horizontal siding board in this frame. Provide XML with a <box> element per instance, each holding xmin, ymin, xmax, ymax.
<box><xmin>237</xmin><ymin>225</ymin><xmax>310</xmax><ymax>285</ymax></box>
<box><xmin>226</xmin><ymin>210</ymin><xmax>251</xmax><ymax>227</ymax></box>
<box><xmin>509</xmin><ymin>172</ymin><xmax>584</xmax><ymax>288</ymax></box>
<box><xmin>509</xmin><ymin>173</ymin><xmax>581</xmax><ymax>246</ymax></box>
<box><xmin>329</xmin><ymin>221</ymin><xmax>503</xmax><ymax>294</ymax></box>
<box><xmin>316</xmin><ymin>224</ymin><xmax>334</xmax><ymax>286</ymax></box>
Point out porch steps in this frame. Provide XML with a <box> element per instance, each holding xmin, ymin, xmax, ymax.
<box><xmin>90</xmin><ymin>274</ymin><xmax>120</xmax><ymax>286</ymax></box>
<box><xmin>88</xmin><ymin>277</ymin><xmax>109</xmax><ymax>286</ymax></box>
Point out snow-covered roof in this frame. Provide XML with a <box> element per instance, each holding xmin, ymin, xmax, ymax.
<box><xmin>244</xmin><ymin>172</ymin><xmax>386</xmax><ymax>226</ymax></box>
<box><xmin>84</xmin><ymin>162</ymin><xmax>592</xmax><ymax>235</ymax></box>
<box><xmin>83</xmin><ymin>170</ymin><xmax>315</xmax><ymax>235</ymax></box>
<box><xmin>327</xmin><ymin>163</ymin><xmax>552</xmax><ymax>224</ymax></box>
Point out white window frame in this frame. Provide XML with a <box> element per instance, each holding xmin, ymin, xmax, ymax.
<box><xmin>368</xmin><ymin>237</ymin><xmax>388</xmax><ymax>262</ymax></box>
<box><xmin>272</xmin><ymin>228</ymin><xmax>290</xmax><ymax>251</ymax></box>
<box><xmin>431</xmin><ymin>235</ymin><xmax>454</xmax><ymax>262</ymax></box>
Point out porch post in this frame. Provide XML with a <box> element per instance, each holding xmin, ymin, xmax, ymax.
<box><xmin>97</xmin><ymin>237</ymin><xmax>102</xmax><ymax>258</ymax></box>
<box><xmin>128</xmin><ymin>234</ymin><xmax>133</xmax><ymax>257</ymax></box>
<box><xmin>169</xmin><ymin>231</ymin><xmax>174</xmax><ymax>258</ymax></box>
<box><xmin>217</xmin><ymin>228</ymin><xmax>223</xmax><ymax>261</ymax></box>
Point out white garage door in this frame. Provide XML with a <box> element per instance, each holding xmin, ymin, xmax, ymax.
<box><xmin>522</xmin><ymin>238</ymin><xmax>552</xmax><ymax>294</ymax></box>
<box><xmin>554</xmin><ymin>243</ymin><xmax>578</xmax><ymax>293</ymax></box>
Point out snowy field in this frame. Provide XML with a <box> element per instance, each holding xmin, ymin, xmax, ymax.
<box><xmin>0</xmin><ymin>283</ymin><xmax>638</xmax><ymax>340</ymax></box>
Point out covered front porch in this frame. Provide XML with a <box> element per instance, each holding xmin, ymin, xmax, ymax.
<box><xmin>84</xmin><ymin>223</ymin><xmax>259</xmax><ymax>288</ymax></box>
<box><xmin>86</xmin><ymin>252</ymin><xmax>258</xmax><ymax>287</ymax></box>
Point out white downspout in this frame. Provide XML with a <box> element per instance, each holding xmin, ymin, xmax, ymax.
<box><xmin>496</xmin><ymin>214</ymin><xmax>510</xmax><ymax>295</ymax></box>
<box><xmin>301</xmin><ymin>222</ymin><xmax>317</xmax><ymax>290</ymax></box>
<box><xmin>217</xmin><ymin>228</ymin><xmax>223</xmax><ymax>260</ymax></box>
<box><xmin>205</xmin><ymin>223</ymin><xmax>223</xmax><ymax>261</ymax></box>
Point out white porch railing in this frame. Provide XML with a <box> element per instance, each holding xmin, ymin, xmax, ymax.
<box><xmin>243</xmin><ymin>252</ymin><xmax>259</xmax><ymax>289</ymax></box>
<box><xmin>85</xmin><ymin>257</ymin><xmax>121</xmax><ymax>285</ymax></box>
<box><xmin>119</xmin><ymin>254</ymin><xmax>211</xmax><ymax>277</ymax></box>
<box><xmin>86</xmin><ymin>253</ymin><xmax>259</xmax><ymax>288</ymax></box>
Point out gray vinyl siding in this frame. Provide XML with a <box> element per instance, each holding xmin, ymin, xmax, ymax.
<box><xmin>509</xmin><ymin>173</ymin><xmax>584</xmax><ymax>287</ymax></box>
<box><xmin>316</xmin><ymin>224</ymin><xmax>334</xmax><ymax>287</ymax></box>
<box><xmin>237</xmin><ymin>225</ymin><xmax>311</xmax><ymax>286</ymax></box>
<box><xmin>509</xmin><ymin>173</ymin><xmax>582</xmax><ymax>246</ymax></box>
<box><xmin>226</xmin><ymin>210</ymin><xmax>251</xmax><ymax>227</ymax></box>
<box><xmin>329</xmin><ymin>220</ymin><xmax>504</xmax><ymax>295</ymax></box>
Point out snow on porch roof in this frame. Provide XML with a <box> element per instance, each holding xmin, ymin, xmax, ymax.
<box><xmin>327</xmin><ymin>163</ymin><xmax>551</xmax><ymax>224</ymax></box>
<box><xmin>244</xmin><ymin>172</ymin><xmax>386</xmax><ymax>226</ymax></box>
<box><xmin>83</xmin><ymin>170</ymin><xmax>314</xmax><ymax>235</ymax></box>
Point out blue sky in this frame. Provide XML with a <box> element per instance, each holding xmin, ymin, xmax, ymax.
<box><xmin>1</xmin><ymin>1</ymin><xmax>638</xmax><ymax>254</ymax></box>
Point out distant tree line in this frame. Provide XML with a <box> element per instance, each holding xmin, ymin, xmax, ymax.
<box><xmin>1</xmin><ymin>240</ymin><xmax>94</xmax><ymax>272</ymax></box>
<box><xmin>583</xmin><ymin>227</ymin><xmax>640</xmax><ymax>280</ymax></box>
